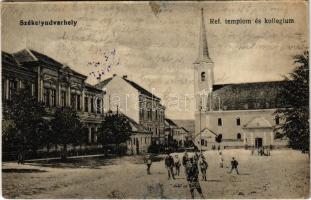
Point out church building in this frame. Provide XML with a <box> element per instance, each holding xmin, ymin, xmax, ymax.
<box><xmin>193</xmin><ymin>9</ymin><xmax>288</xmax><ymax>150</ymax></box>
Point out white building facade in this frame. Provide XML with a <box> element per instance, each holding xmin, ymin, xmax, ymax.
<box><xmin>193</xmin><ymin>9</ymin><xmax>288</xmax><ymax>150</ymax></box>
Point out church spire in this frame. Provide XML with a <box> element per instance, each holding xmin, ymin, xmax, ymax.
<box><xmin>195</xmin><ymin>8</ymin><xmax>212</xmax><ymax>64</ymax></box>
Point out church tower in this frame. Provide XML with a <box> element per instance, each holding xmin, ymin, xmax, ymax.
<box><xmin>194</xmin><ymin>8</ymin><xmax>214</xmax><ymax>113</ymax></box>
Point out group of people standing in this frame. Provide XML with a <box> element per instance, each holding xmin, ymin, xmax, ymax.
<box><xmin>145</xmin><ymin>151</ymin><xmax>240</xmax><ymax>199</ymax></box>
<box><xmin>163</xmin><ymin>152</ymin><xmax>207</xmax><ymax>198</ymax></box>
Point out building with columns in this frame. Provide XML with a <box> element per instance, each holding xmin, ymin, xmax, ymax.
<box><xmin>2</xmin><ymin>48</ymin><xmax>103</xmax><ymax>144</ymax></box>
<box><xmin>193</xmin><ymin>9</ymin><xmax>288</xmax><ymax>150</ymax></box>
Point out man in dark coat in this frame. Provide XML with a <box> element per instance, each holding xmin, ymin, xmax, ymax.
<box><xmin>165</xmin><ymin>153</ymin><xmax>175</xmax><ymax>180</ymax></box>
<box><xmin>187</xmin><ymin>158</ymin><xmax>204</xmax><ymax>199</ymax></box>
<box><xmin>229</xmin><ymin>157</ymin><xmax>240</xmax><ymax>174</ymax></box>
<box><xmin>182</xmin><ymin>152</ymin><xmax>189</xmax><ymax>175</ymax></box>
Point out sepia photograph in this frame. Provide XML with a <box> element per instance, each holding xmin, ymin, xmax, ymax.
<box><xmin>1</xmin><ymin>1</ymin><xmax>309</xmax><ymax>199</ymax></box>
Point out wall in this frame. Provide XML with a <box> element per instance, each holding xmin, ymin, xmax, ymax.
<box><xmin>127</xmin><ymin>133</ymin><xmax>152</xmax><ymax>155</ymax></box>
<box><xmin>103</xmin><ymin>76</ymin><xmax>140</xmax><ymax>123</ymax></box>
<box><xmin>194</xmin><ymin>109</ymin><xmax>286</xmax><ymax>149</ymax></box>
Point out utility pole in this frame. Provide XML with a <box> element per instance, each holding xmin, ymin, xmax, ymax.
<box><xmin>199</xmin><ymin>100</ymin><xmax>202</xmax><ymax>153</ymax></box>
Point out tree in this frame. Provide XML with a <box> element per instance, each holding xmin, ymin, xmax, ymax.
<box><xmin>97</xmin><ymin>113</ymin><xmax>132</xmax><ymax>156</ymax></box>
<box><xmin>3</xmin><ymin>89</ymin><xmax>47</xmax><ymax>154</ymax></box>
<box><xmin>51</xmin><ymin>107</ymin><xmax>85</xmax><ymax>159</ymax></box>
<box><xmin>275</xmin><ymin>50</ymin><xmax>309</xmax><ymax>153</ymax></box>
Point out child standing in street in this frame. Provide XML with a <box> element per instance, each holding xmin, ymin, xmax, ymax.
<box><xmin>146</xmin><ymin>155</ymin><xmax>152</xmax><ymax>175</ymax></box>
<box><xmin>199</xmin><ymin>157</ymin><xmax>208</xmax><ymax>181</ymax></box>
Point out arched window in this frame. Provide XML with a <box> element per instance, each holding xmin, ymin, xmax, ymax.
<box><xmin>237</xmin><ymin>133</ymin><xmax>241</xmax><ymax>140</ymax></box>
<box><xmin>236</xmin><ymin>117</ymin><xmax>241</xmax><ymax>126</ymax></box>
<box><xmin>275</xmin><ymin>115</ymin><xmax>280</xmax><ymax>125</ymax></box>
<box><xmin>201</xmin><ymin>72</ymin><xmax>206</xmax><ymax>81</ymax></box>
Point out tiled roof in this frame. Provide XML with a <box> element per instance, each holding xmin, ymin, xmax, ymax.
<box><xmin>62</xmin><ymin>66</ymin><xmax>87</xmax><ymax>78</ymax></box>
<box><xmin>107</xmin><ymin>111</ymin><xmax>151</xmax><ymax>134</ymax></box>
<box><xmin>29</xmin><ymin>49</ymin><xmax>63</xmax><ymax>67</ymax></box>
<box><xmin>12</xmin><ymin>49</ymin><xmax>63</xmax><ymax>68</ymax></box>
<box><xmin>85</xmin><ymin>83</ymin><xmax>102</xmax><ymax>92</ymax></box>
<box><xmin>2</xmin><ymin>51</ymin><xmax>18</xmax><ymax>66</ymax></box>
<box><xmin>94</xmin><ymin>77</ymin><xmax>113</xmax><ymax>89</ymax></box>
<box><xmin>123</xmin><ymin>78</ymin><xmax>161</xmax><ymax>100</ymax></box>
<box><xmin>95</xmin><ymin>76</ymin><xmax>161</xmax><ymax>100</ymax></box>
<box><xmin>12</xmin><ymin>49</ymin><xmax>87</xmax><ymax>78</ymax></box>
<box><xmin>173</xmin><ymin>120</ymin><xmax>195</xmax><ymax>134</ymax></box>
<box><xmin>211</xmin><ymin>81</ymin><xmax>287</xmax><ymax>110</ymax></box>
<box><xmin>126</xmin><ymin>115</ymin><xmax>151</xmax><ymax>134</ymax></box>
<box><xmin>165</xmin><ymin>118</ymin><xmax>178</xmax><ymax>127</ymax></box>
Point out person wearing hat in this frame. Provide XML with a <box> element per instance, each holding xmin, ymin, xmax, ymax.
<box><xmin>165</xmin><ymin>153</ymin><xmax>175</xmax><ymax>180</ymax></box>
<box><xmin>174</xmin><ymin>155</ymin><xmax>181</xmax><ymax>176</ymax></box>
<box><xmin>199</xmin><ymin>157</ymin><xmax>208</xmax><ymax>181</ymax></box>
<box><xmin>187</xmin><ymin>158</ymin><xmax>204</xmax><ymax>199</ymax></box>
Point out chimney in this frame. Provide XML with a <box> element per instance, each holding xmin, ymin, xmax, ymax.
<box><xmin>123</xmin><ymin>75</ymin><xmax>128</xmax><ymax>79</ymax></box>
<box><xmin>113</xmin><ymin>74</ymin><xmax>117</xmax><ymax>77</ymax></box>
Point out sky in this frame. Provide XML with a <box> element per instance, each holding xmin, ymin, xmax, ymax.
<box><xmin>2</xmin><ymin>1</ymin><xmax>308</xmax><ymax>119</ymax></box>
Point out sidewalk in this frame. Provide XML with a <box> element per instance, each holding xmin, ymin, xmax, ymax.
<box><xmin>3</xmin><ymin>153</ymin><xmax>107</xmax><ymax>163</ymax></box>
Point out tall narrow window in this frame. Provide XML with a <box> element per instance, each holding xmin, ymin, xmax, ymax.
<box><xmin>61</xmin><ymin>91</ymin><xmax>66</xmax><ymax>107</ymax></box>
<box><xmin>51</xmin><ymin>89</ymin><xmax>56</xmax><ymax>107</ymax></box>
<box><xmin>236</xmin><ymin>117</ymin><xmax>241</xmax><ymax>126</ymax></box>
<box><xmin>43</xmin><ymin>88</ymin><xmax>50</xmax><ymax>106</ymax></box>
<box><xmin>218</xmin><ymin>118</ymin><xmax>222</xmax><ymax>126</ymax></box>
<box><xmin>90</xmin><ymin>98</ymin><xmax>94</xmax><ymax>113</ymax></box>
<box><xmin>147</xmin><ymin>109</ymin><xmax>152</xmax><ymax>120</ymax></box>
<box><xmin>139</xmin><ymin>109</ymin><xmax>144</xmax><ymax>120</ymax></box>
<box><xmin>201</xmin><ymin>72</ymin><xmax>206</xmax><ymax>81</ymax></box>
<box><xmin>84</xmin><ymin>97</ymin><xmax>89</xmax><ymax>112</ymax></box>
<box><xmin>237</xmin><ymin>133</ymin><xmax>241</xmax><ymax>140</ymax></box>
<box><xmin>71</xmin><ymin>93</ymin><xmax>76</xmax><ymax>109</ymax></box>
<box><xmin>76</xmin><ymin>95</ymin><xmax>81</xmax><ymax>111</ymax></box>
<box><xmin>8</xmin><ymin>80</ymin><xmax>18</xmax><ymax>100</ymax></box>
<box><xmin>97</xmin><ymin>99</ymin><xmax>101</xmax><ymax>113</ymax></box>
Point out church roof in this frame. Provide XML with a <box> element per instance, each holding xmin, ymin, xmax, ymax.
<box><xmin>194</xmin><ymin>8</ymin><xmax>212</xmax><ymax>64</ymax></box>
<box><xmin>210</xmin><ymin>81</ymin><xmax>287</xmax><ymax>110</ymax></box>
<box><xmin>243</xmin><ymin>117</ymin><xmax>273</xmax><ymax>129</ymax></box>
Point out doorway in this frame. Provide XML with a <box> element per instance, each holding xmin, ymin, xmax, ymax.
<box><xmin>255</xmin><ymin>138</ymin><xmax>263</xmax><ymax>148</ymax></box>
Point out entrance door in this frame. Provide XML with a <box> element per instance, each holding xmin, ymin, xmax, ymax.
<box><xmin>255</xmin><ymin>138</ymin><xmax>263</xmax><ymax>148</ymax></box>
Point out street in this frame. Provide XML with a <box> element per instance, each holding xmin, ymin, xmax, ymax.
<box><xmin>2</xmin><ymin>149</ymin><xmax>309</xmax><ymax>199</ymax></box>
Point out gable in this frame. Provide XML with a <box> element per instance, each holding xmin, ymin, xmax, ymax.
<box><xmin>243</xmin><ymin>117</ymin><xmax>273</xmax><ymax>129</ymax></box>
